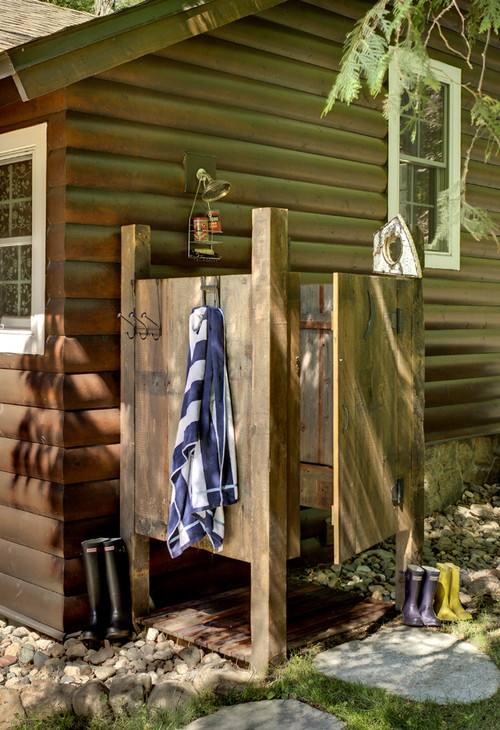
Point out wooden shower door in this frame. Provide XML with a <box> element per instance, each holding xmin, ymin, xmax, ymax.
<box><xmin>332</xmin><ymin>273</ymin><xmax>424</xmax><ymax>565</ymax></box>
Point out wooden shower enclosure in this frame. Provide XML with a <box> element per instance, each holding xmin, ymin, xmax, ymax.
<box><xmin>120</xmin><ymin>208</ymin><xmax>424</xmax><ymax>673</ymax></box>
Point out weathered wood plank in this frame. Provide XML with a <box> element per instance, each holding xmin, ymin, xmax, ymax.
<box><xmin>0</xmin><ymin>336</ymin><xmax>119</xmax><ymax>373</ymax></box>
<box><xmin>0</xmin><ymin>370</ymin><xmax>119</xmax><ymax>410</ymax></box>
<box><xmin>0</xmin><ymin>571</ymin><xmax>87</xmax><ymax>638</ymax></box>
<box><xmin>0</xmin><ymin>438</ymin><xmax>119</xmax><ymax>483</ymax></box>
<box><xmin>299</xmin><ymin>462</ymin><xmax>333</xmax><ymax>510</ymax></box>
<box><xmin>0</xmin><ymin>504</ymin><xmax>115</xmax><ymax>558</ymax></box>
<box><xmin>0</xmin><ymin>539</ymin><xmax>84</xmax><ymax>595</ymax></box>
<box><xmin>395</xmin><ymin>278</ymin><xmax>424</xmax><ymax>606</ymax></box>
<box><xmin>120</xmin><ymin>224</ymin><xmax>151</xmax><ymax>623</ymax></box>
<box><xmin>0</xmin><ymin>404</ymin><xmax>119</xmax><ymax>447</ymax></box>
<box><xmin>287</xmin><ymin>273</ymin><xmax>301</xmax><ymax>558</ymax></box>
<box><xmin>250</xmin><ymin>207</ymin><xmax>289</xmax><ymax>674</ymax></box>
<box><xmin>333</xmin><ymin>274</ymin><xmax>400</xmax><ymax>563</ymax></box>
<box><xmin>300</xmin><ymin>284</ymin><xmax>333</xmax><ymax>466</ymax></box>
<box><xmin>0</xmin><ymin>472</ymin><xmax>118</xmax><ymax>520</ymax></box>
<box><xmin>46</xmin><ymin>298</ymin><xmax>120</xmax><ymax>336</ymax></box>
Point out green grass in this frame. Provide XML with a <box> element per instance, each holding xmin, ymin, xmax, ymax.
<box><xmin>14</xmin><ymin>604</ymin><xmax>500</xmax><ymax>730</ymax></box>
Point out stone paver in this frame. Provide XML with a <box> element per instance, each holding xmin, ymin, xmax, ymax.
<box><xmin>314</xmin><ymin>624</ymin><xmax>500</xmax><ymax>704</ymax></box>
<box><xmin>183</xmin><ymin>699</ymin><xmax>345</xmax><ymax>729</ymax></box>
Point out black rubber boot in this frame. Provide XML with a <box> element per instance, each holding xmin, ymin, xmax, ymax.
<box><xmin>402</xmin><ymin>564</ymin><xmax>424</xmax><ymax>626</ymax></box>
<box><xmin>419</xmin><ymin>566</ymin><xmax>442</xmax><ymax>627</ymax></box>
<box><xmin>103</xmin><ymin>537</ymin><xmax>132</xmax><ymax>642</ymax></box>
<box><xmin>81</xmin><ymin>537</ymin><xmax>109</xmax><ymax>646</ymax></box>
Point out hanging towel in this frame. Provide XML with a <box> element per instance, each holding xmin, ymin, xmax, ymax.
<box><xmin>167</xmin><ymin>305</ymin><xmax>238</xmax><ymax>558</ymax></box>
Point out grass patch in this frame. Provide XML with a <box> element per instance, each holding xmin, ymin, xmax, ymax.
<box><xmin>14</xmin><ymin>605</ymin><xmax>500</xmax><ymax>730</ymax></box>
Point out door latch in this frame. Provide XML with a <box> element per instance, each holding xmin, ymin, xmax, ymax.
<box><xmin>392</xmin><ymin>478</ymin><xmax>404</xmax><ymax>507</ymax></box>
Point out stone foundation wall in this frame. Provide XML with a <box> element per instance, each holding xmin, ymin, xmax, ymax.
<box><xmin>424</xmin><ymin>435</ymin><xmax>500</xmax><ymax>514</ymax></box>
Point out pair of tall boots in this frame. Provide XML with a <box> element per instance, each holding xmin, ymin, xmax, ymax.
<box><xmin>434</xmin><ymin>562</ymin><xmax>472</xmax><ymax>622</ymax></box>
<box><xmin>81</xmin><ymin>537</ymin><xmax>132</xmax><ymax>646</ymax></box>
<box><xmin>402</xmin><ymin>564</ymin><xmax>442</xmax><ymax>627</ymax></box>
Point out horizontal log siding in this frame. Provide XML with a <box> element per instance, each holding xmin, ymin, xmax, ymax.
<box><xmin>61</xmin><ymin>0</ymin><xmax>500</xmax><ymax>446</ymax></box>
<box><xmin>0</xmin><ymin>97</ymin><xmax>120</xmax><ymax>636</ymax></box>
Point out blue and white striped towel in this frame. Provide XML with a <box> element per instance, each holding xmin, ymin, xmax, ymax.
<box><xmin>167</xmin><ymin>305</ymin><xmax>238</xmax><ymax>558</ymax></box>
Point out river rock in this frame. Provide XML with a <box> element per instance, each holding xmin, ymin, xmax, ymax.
<box><xmin>0</xmin><ymin>688</ymin><xmax>25</xmax><ymax>729</ymax></box>
<box><xmin>11</xmin><ymin>628</ymin><xmax>29</xmax><ymax>639</ymax></box>
<box><xmin>32</xmin><ymin>651</ymin><xmax>49</xmax><ymax>669</ymax></box>
<box><xmin>147</xmin><ymin>681</ymin><xmax>196</xmax><ymax>712</ymax></box>
<box><xmin>179</xmin><ymin>646</ymin><xmax>203</xmax><ymax>669</ymax></box>
<box><xmin>109</xmin><ymin>676</ymin><xmax>146</xmax><ymax>715</ymax></box>
<box><xmin>18</xmin><ymin>647</ymin><xmax>34</xmax><ymax>665</ymax></box>
<box><xmin>20</xmin><ymin>683</ymin><xmax>73</xmax><ymax>717</ymax></box>
<box><xmin>65</xmin><ymin>641</ymin><xmax>87</xmax><ymax>660</ymax></box>
<box><xmin>90</xmin><ymin>646</ymin><xmax>114</xmax><ymax>665</ymax></box>
<box><xmin>3</xmin><ymin>645</ymin><xmax>20</xmax><ymax>659</ymax></box>
<box><xmin>145</xmin><ymin>628</ymin><xmax>159</xmax><ymax>642</ymax></box>
<box><xmin>72</xmin><ymin>680</ymin><xmax>111</xmax><ymax>718</ymax></box>
<box><xmin>94</xmin><ymin>666</ymin><xmax>116</xmax><ymax>682</ymax></box>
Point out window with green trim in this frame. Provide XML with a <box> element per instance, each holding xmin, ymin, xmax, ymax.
<box><xmin>388</xmin><ymin>59</ymin><xmax>461</xmax><ymax>270</ymax></box>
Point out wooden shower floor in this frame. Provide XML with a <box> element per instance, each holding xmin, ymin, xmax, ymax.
<box><xmin>142</xmin><ymin>582</ymin><xmax>394</xmax><ymax>665</ymax></box>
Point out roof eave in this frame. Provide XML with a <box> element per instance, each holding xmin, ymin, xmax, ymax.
<box><xmin>1</xmin><ymin>0</ymin><xmax>285</xmax><ymax>104</ymax></box>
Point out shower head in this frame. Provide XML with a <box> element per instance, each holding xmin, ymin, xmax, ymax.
<box><xmin>196</xmin><ymin>168</ymin><xmax>231</xmax><ymax>202</ymax></box>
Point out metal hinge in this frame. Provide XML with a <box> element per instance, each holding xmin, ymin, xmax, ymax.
<box><xmin>391</xmin><ymin>308</ymin><xmax>403</xmax><ymax>334</ymax></box>
<box><xmin>392</xmin><ymin>478</ymin><xmax>404</xmax><ymax>507</ymax></box>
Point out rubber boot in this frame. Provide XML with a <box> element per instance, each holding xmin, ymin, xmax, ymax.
<box><xmin>446</xmin><ymin>563</ymin><xmax>472</xmax><ymax>621</ymax></box>
<box><xmin>434</xmin><ymin>563</ymin><xmax>458</xmax><ymax>621</ymax></box>
<box><xmin>103</xmin><ymin>537</ymin><xmax>132</xmax><ymax>641</ymax></box>
<box><xmin>402</xmin><ymin>564</ymin><xmax>424</xmax><ymax>626</ymax></box>
<box><xmin>419</xmin><ymin>566</ymin><xmax>442</xmax><ymax>627</ymax></box>
<box><xmin>81</xmin><ymin>537</ymin><xmax>109</xmax><ymax>646</ymax></box>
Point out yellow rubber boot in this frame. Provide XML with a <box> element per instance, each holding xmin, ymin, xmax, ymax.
<box><xmin>434</xmin><ymin>564</ymin><xmax>458</xmax><ymax>621</ymax></box>
<box><xmin>446</xmin><ymin>563</ymin><xmax>472</xmax><ymax>621</ymax></box>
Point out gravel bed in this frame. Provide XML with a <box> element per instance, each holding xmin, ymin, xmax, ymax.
<box><xmin>303</xmin><ymin>482</ymin><xmax>500</xmax><ymax>606</ymax></box>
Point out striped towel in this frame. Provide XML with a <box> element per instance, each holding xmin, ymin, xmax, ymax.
<box><xmin>167</xmin><ymin>305</ymin><xmax>238</xmax><ymax>558</ymax></box>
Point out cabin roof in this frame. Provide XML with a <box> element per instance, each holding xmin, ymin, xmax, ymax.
<box><xmin>0</xmin><ymin>0</ymin><xmax>93</xmax><ymax>53</ymax></box>
<box><xmin>0</xmin><ymin>0</ymin><xmax>284</xmax><ymax>105</ymax></box>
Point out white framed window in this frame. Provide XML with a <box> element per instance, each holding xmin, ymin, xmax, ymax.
<box><xmin>388</xmin><ymin>58</ymin><xmax>461</xmax><ymax>270</ymax></box>
<box><xmin>0</xmin><ymin>123</ymin><xmax>47</xmax><ymax>355</ymax></box>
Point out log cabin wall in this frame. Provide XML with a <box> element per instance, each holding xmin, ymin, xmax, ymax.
<box><xmin>0</xmin><ymin>0</ymin><xmax>499</xmax><ymax>634</ymax></box>
<box><xmin>0</xmin><ymin>93</ymin><xmax>119</xmax><ymax>635</ymax></box>
<box><xmin>63</xmin><ymin>0</ymin><xmax>500</xmax><ymax>446</ymax></box>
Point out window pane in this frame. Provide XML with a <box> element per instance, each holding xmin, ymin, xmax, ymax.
<box><xmin>10</xmin><ymin>160</ymin><xmax>32</xmax><ymax>199</ymax></box>
<box><xmin>0</xmin><ymin>244</ymin><xmax>32</xmax><ymax>319</ymax></box>
<box><xmin>0</xmin><ymin>204</ymin><xmax>8</xmax><ymax>237</ymax></box>
<box><xmin>398</xmin><ymin>162</ymin><xmax>445</xmax><ymax>252</ymax></box>
<box><xmin>414</xmin><ymin>166</ymin><xmax>434</xmax><ymax>205</ymax></box>
<box><xmin>0</xmin><ymin>245</ymin><xmax>18</xmax><ymax>280</ymax></box>
<box><xmin>400</xmin><ymin>86</ymin><xmax>446</xmax><ymax>163</ymax></box>
<box><xmin>11</xmin><ymin>199</ymin><xmax>32</xmax><ymax>237</ymax></box>
<box><xmin>19</xmin><ymin>283</ymin><xmax>31</xmax><ymax>317</ymax></box>
<box><xmin>0</xmin><ymin>157</ymin><xmax>33</xmax><ymax>238</ymax></box>
<box><xmin>0</xmin><ymin>283</ymin><xmax>19</xmax><ymax>317</ymax></box>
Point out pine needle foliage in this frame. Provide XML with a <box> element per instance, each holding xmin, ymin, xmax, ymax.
<box><xmin>324</xmin><ymin>0</ymin><xmax>500</xmax><ymax>244</ymax></box>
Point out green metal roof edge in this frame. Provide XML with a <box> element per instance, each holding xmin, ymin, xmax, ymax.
<box><xmin>0</xmin><ymin>0</ymin><xmax>285</xmax><ymax>101</ymax></box>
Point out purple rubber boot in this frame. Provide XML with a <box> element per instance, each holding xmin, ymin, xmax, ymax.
<box><xmin>402</xmin><ymin>564</ymin><xmax>424</xmax><ymax>626</ymax></box>
<box><xmin>419</xmin><ymin>566</ymin><xmax>442</xmax><ymax>627</ymax></box>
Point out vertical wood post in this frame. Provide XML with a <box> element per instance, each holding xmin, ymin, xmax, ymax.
<box><xmin>395</xmin><ymin>277</ymin><xmax>425</xmax><ymax>607</ymax></box>
<box><xmin>120</xmin><ymin>224</ymin><xmax>151</xmax><ymax>624</ymax></box>
<box><xmin>250</xmin><ymin>208</ymin><xmax>289</xmax><ymax>675</ymax></box>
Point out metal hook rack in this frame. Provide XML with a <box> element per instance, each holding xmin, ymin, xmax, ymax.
<box><xmin>118</xmin><ymin>281</ymin><xmax>162</xmax><ymax>340</ymax></box>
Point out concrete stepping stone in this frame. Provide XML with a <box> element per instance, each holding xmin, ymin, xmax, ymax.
<box><xmin>183</xmin><ymin>699</ymin><xmax>345</xmax><ymax>729</ymax></box>
<box><xmin>314</xmin><ymin>624</ymin><xmax>500</xmax><ymax>704</ymax></box>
